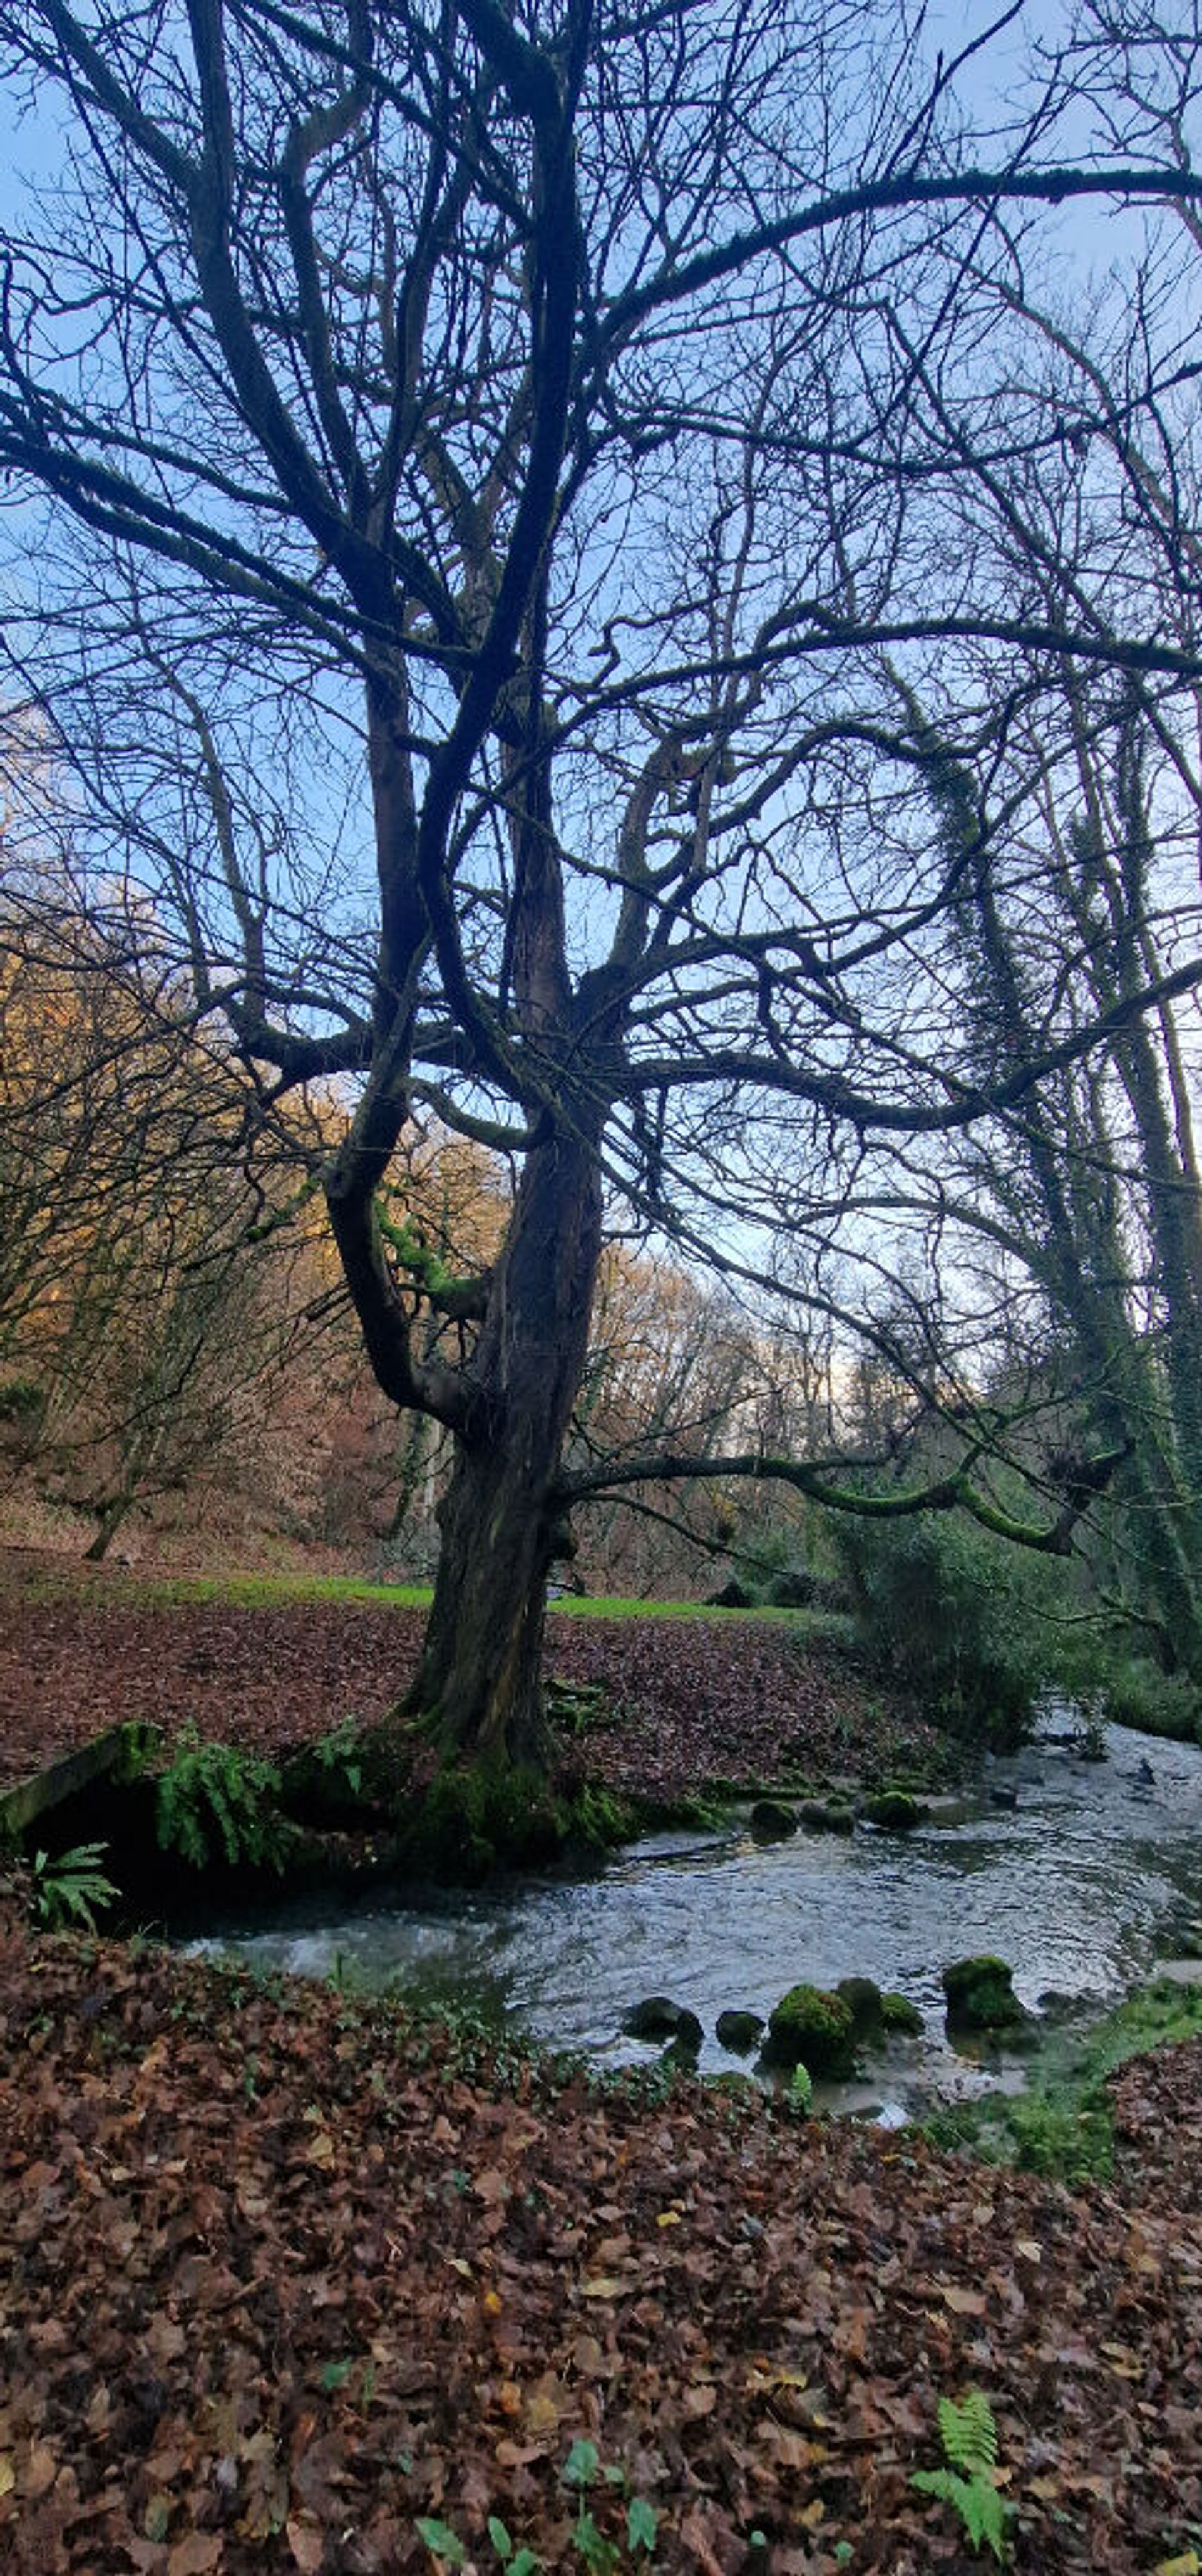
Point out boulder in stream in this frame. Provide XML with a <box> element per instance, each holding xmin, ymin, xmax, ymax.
<box><xmin>942</xmin><ymin>1954</ymin><xmax>1028</xmax><ymax>2032</ymax></box>
<box><xmin>716</xmin><ymin>2008</ymin><xmax>765</xmax><ymax>2053</ymax></box>
<box><xmin>764</xmin><ymin>1981</ymin><xmax>856</xmax><ymax>2075</ymax></box>
<box><xmin>622</xmin><ymin>1996</ymin><xmax>703</xmax><ymax>2047</ymax></box>
<box><xmin>836</xmin><ymin>1976</ymin><xmax>884</xmax><ymax>2039</ymax></box>
<box><xmin>749</xmin><ymin>1798</ymin><xmax>798</xmax><ymax>1843</ymax></box>
<box><xmin>860</xmin><ymin>1789</ymin><xmax>930</xmax><ymax>1832</ymax></box>
<box><xmin>879</xmin><ymin>1991</ymin><xmax>925</xmax><ymax>2036</ymax></box>
<box><xmin>799</xmin><ymin>1797</ymin><xmax>855</xmax><ymax>1835</ymax></box>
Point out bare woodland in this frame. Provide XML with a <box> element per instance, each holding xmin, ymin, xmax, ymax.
<box><xmin>2</xmin><ymin>0</ymin><xmax>1202</xmax><ymax>1764</ymax></box>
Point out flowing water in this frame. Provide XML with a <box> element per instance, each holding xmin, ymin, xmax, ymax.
<box><xmin>203</xmin><ymin>1718</ymin><xmax>1202</xmax><ymax>2113</ymax></box>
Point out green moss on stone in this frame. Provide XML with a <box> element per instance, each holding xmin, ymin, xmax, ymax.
<box><xmin>860</xmin><ymin>1789</ymin><xmax>928</xmax><ymax>1831</ymax></box>
<box><xmin>835</xmin><ymin>1976</ymin><xmax>885</xmax><ymax>2039</ymax></box>
<box><xmin>942</xmin><ymin>1954</ymin><xmax>1026</xmax><ymax>2031</ymax></box>
<box><xmin>880</xmin><ymin>1991</ymin><xmax>925</xmax><ymax>2036</ymax></box>
<box><xmin>766</xmin><ymin>1981</ymin><xmax>856</xmax><ymax>2074</ymax></box>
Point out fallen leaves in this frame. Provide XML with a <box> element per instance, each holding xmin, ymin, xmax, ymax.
<box><xmin>0</xmin><ymin>1554</ymin><xmax>942</xmax><ymax>1804</ymax></box>
<box><xmin>3</xmin><ymin>1914</ymin><xmax>1201</xmax><ymax>2576</ymax></box>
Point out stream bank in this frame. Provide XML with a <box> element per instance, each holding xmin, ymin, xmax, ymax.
<box><xmin>193</xmin><ymin>1714</ymin><xmax>1202</xmax><ymax>2128</ymax></box>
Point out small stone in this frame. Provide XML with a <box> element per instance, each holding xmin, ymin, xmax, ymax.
<box><xmin>622</xmin><ymin>1996</ymin><xmax>703</xmax><ymax>2047</ymax></box>
<box><xmin>942</xmin><ymin>1954</ymin><xmax>1027</xmax><ymax>2031</ymax></box>
<box><xmin>716</xmin><ymin>2009</ymin><xmax>765</xmax><ymax>2053</ymax></box>
<box><xmin>835</xmin><ymin>1976</ymin><xmax>884</xmax><ymax>2039</ymax></box>
<box><xmin>622</xmin><ymin>1995</ymin><xmax>685</xmax><ymax>2041</ymax></box>
<box><xmin>799</xmin><ymin>1798</ymin><xmax>855</xmax><ymax>1835</ymax></box>
<box><xmin>764</xmin><ymin>1982</ymin><xmax>856</xmax><ymax>2076</ymax></box>
<box><xmin>879</xmin><ymin>1991</ymin><xmax>924</xmax><ymax>2036</ymax></box>
<box><xmin>749</xmin><ymin>1798</ymin><xmax>798</xmax><ymax>1842</ymax></box>
<box><xmin>860</xmin><ymin>1790</ymin><xmax>928</xmax><ymax>1832</ymax></box>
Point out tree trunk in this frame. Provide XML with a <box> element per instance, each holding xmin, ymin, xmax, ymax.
<box><xmin>404</xmin><ymin>1121</ymin><xmax>603</xmax><ymax>1769</ymax></box>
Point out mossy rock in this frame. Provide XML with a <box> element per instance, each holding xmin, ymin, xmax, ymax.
<box><xmin>765</xmin><ymin>1981</ymin><xmax>856</xmax><ymax>2075</ymax></box>
<box><xmin>880</xmin><ymin>1991</ymin><xmax>924</xmax><ymax>2036</ymax></box>
<box><xmin>716</xmin><ymin>2008</ymin><xmax>765</xmax><ymax>2053</ymax></box>
<box><xmin>749</xmin><ymin>1798</ymin><xmax>798</xmax><ymax>1843</ymax></box>
<box><xmin>835</xmin><ymin>1976</ymin><xmax>884</xmax><ymax>2039</ymax></box>
<box><xmin>563</xmin><ymin>1781</ymin><xmax>639</xmax><ymax>1851</ymax></box>
<box><xmin>622</xmin><ymin>1996</ymin><xmax>703</xmax><ymax>2048</ymax></box>
<box><xmin>860</xmin><ymin>1790</ymin><xmax>929</xmax><ymax>1832</ymax></box>
<box><xmin>799</xmin><ymin>1798</ymin><xmax>856</xmax><ymax>1835</ymax></box>
<box><xmin>403</xmin><ymin>1759</ymin><xmax>565</xmax><ymax>1881</ymax></box>
<box><xmin>942</xmin><ymin>1954</ymin><xmax>1027</xmax><ymax>2031</ymax></box>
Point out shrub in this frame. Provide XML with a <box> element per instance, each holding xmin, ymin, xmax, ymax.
<box><xmin>834</xmin><ymin>1510</ymin><xmax>1053</xmax><ymax>1748</ymax></box>
<box><xmin>1097</xmin><ymin>1656</ymin><xmax>1202</xmax><ymax>1744</ymax></box>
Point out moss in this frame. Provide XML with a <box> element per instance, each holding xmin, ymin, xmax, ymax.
<box><xmin>860</xmin><ymin>1789</ymin><xmax>928</xmax><ymax>1831</ymax></box>
<box><xmin>564</xmin><ymin>1781</ymin><xmax>639</xmax><ymax>1850</ymax></box>
<box><xmin>799</xmin><ymin>1798</ymin><xmax>856</xmax><ymax>1835</ymax></box>
<box><xmin>401</xmin><ymin>1760</ymin><xmax>566</xmax><ymax>1882</ymax></box>
<box><xmin>880</xmin><ymin>1991</ymin><xmax>925</xmax><ymax>2036</ymax></box>
<box><xmin>632</xmin><ymin>1788</ymin><xmax>730</xmax><ymax>1832</ymax></box>
<box><xmin>919</xmin><ymin>1980</ymin><xmax>1202</xmax><ymax>2183</ymax></box>
<box><xmin>836</xmin><ymin>1976</ymin><xmax>884</xmax><ymax>2039</ymax></box>
<box><xmin>766</xmin><ymin>1981</ymin><xmax>856</xmax><ymax>2074</ymax></box>
<box><xmin>942</xmin><ymin>1955</ymin><xmax>1026</xmax><ymax>2032</ymax></box>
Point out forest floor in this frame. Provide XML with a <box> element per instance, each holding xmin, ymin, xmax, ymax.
<box><xmin>5</xmin><ymin>1552</ymin><xmax>1202</xmax><ymax>2573</ymax></box>
<box><xmin>0</xmin><ymin>1548</ymin><xmax>945</xmax><ymax>1803</ymax></box>
<box><xmin>3</xmin><ymin>1905</ymin><xmax>1202</xmax><ymax>2576</ymax></box>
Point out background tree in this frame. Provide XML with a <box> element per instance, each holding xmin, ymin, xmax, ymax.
<box><xmin>3</xmin><ymin>0</ymin><xmax>1202</xmax><ymax>1776</ymax></box>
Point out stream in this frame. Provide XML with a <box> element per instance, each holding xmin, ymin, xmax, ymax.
<box><xmin>202</xmin><ymin>1716</ymin><xmax>1202</xmax><ymax>2115</ymax></box>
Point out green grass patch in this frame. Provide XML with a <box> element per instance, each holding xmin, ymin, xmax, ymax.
<box><xmin>921</xmin><ymin>1976</ymin><xmax>1202</xmax><ymax>2185</ymax></box>
<box><xmin>548</xmin><ymin>1595</ymin><xmax>852</xmax><ymax>1636</ymax></box>
<box><xmin>9</xmin><ymin>1560</ymin><xmax>855</xmax><ymax>1634</ymax></box>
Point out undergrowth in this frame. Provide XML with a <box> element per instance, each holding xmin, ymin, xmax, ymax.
<box><xmin>156</xmin><ymin>1725</ymin><xmax>289</xmax><ymax>1871</ymax></box>
<box><xmin>922</xmin><ymin>1977</ymin><xmax>1202</xmax><ymax>2182</ymax></box>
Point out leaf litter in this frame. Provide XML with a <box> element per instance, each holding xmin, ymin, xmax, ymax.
<box><xmin>3</xmin><ymin>1900</ymin><xmax>1202</xmax><ymax>2574</ymax></box>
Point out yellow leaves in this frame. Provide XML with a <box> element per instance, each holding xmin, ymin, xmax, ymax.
<box><xmin>305</xmin><ymin>2129</ymin><xmax>336</xmax><ymax>2170</ymax></box>
<box><xmin>579</xmin><ymin>2274</ymin><xmax>637</xmax><ymax>2300</ymax></box>
<box><xmin>0</xmin><ymin>2455</ymin><xmax>15</xmax><ymax>2498</ymax></box>
<box><xmin>523</xmin><ymin>2386</ymin><xmax>562</xmax><ymax>2434</ymax></box>
<box><xmin>1154</xmin><ymin>2552</ymin><xmax>1201</xmax><ymax>2576</ymax></box>
<box><xmin>656</xmin><ymin>2207</ymin><xmax>682</xmax><ymax>2227</ymax></box>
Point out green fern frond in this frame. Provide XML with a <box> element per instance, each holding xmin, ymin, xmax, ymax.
<box><xmin>31</xmin><ymin>1841</ymin><xmax>119</xmax><ymax>1932</ymax></box>
<box><xmin>938</xmin><ymin>2389</ymin><xmax>998</xmax><ymax>2475</ymax></box>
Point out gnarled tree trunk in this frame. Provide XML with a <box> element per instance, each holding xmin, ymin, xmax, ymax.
<box><xmin>404</xmin><ymin>1120</ymin><xmax>603</xmax><ymax>1768</ymax></box>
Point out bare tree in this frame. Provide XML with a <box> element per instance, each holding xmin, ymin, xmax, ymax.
<box><xmin>3</xmin><ymin>0</ymin><xmax>1202</xmax><ymax>1775</ymax></box>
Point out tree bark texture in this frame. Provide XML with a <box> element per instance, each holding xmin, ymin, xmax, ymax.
<box><xmin>405</xmin><ymin>1121</ymin><xmax>603</xmax><ymax>1765</ymax></box>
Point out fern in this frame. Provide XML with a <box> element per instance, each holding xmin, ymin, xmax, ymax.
<box><xmin>938</xmin><ymin>2389</ymin><xmax>999</xmax><ymax>2476</ymax></box>
<box><xmin>156</xmin><ymin>1726</ymin><xmax>286</xmax><ymax>1870</ymax></box>
<box><xmin>30</xmin><ymin>1841</ymin><xmax>119</xmax><ymax>1932</ymax></box>
<box><xmin>911</xmin><ymin>2391</ymin><xmax>1010</xmax><ymax>2563</ymax></box>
